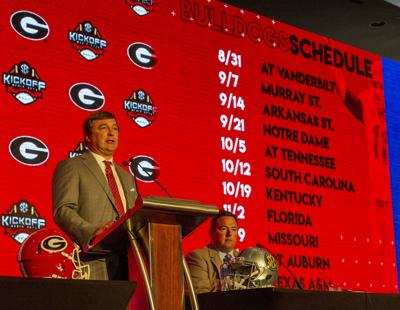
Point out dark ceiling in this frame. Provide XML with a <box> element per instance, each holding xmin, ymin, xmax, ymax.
<box><xmin>222</xmin><ymin>0</ymin><xmax>400</xmax><ymax>62</ymax></box>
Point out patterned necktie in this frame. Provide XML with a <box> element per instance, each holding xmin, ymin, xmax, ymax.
<box><xmin>223</xmin><ymin>254</ymin><xmax>232</xmax><ymax>264</ymax></box>
<box><xmin>104</xmin><ymin>160</ymin><xmax>125</xmax><ymax>216</ymax></box>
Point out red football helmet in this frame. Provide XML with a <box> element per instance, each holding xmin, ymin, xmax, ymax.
<box><xmin>18</xmin><ymin>228</ymin><xmax>90</xmax><ymax>279</ymax></box>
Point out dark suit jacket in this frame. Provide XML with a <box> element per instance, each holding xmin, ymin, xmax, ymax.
<box><xmin>52</xmin><ymin>151</ymin><xmax>138</xmax><ymax>248</ymax></box>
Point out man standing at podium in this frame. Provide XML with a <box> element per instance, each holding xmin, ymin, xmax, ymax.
<box><xmin>52</xmin><ymin>110</ymin><xmax>138</xmax><ymax>280</ymax></box>
<box><xmin>186</xmin><ymin>211</ymin><xmax>238</xmax><ymax>293</ymax></box>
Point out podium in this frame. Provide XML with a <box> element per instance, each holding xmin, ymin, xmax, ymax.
<box><xmin>87</xmin><ymin>195</ymin><xmax>219</xmax><ymax>310</ymax></box>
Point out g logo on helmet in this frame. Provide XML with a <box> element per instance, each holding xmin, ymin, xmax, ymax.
<box><xmin>18</xmin><ymin>228</ymin><xmax>90</xmax><ymax>279</ymax></box>
<box><xmin>41</xmin><ymin>235</ymin><xmax>68</xmax><ymax>253</ymax></box>
<box><xmin>10</xmin><ymin>11</ymin><xmax>49</xmax><ymax>40</ymax></box>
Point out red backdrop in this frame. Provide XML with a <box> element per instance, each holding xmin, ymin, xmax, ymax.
<box><xmin>0</xmin><ymin>0</ymin><xmax>397</xmax><ymax>293</ymax></box>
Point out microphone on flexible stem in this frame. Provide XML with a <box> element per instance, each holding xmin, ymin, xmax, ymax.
<box><xmin>123</xmin><ymin>159</ymin><xmax>173</xmax><ymax>198</ymax></box>
<box><xmin>256</xmin><ymin>243</ymin><xmax>303</xmax><ymax>290</ymax></box>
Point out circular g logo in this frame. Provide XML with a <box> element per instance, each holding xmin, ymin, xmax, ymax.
<box><xmin>10</xmin><ymin>11</ymin><xmax>49</xmax><ymax>40</ymax></box>
<box><xmin>129</xmin><ymin>155</ymin><xmax>160</xmax><ymax>182</ymax></box>
<box><xmin>69</xmin><ymin>83</ymin><xmax>105</xmax><ymax>111</ymax></box>
<box><xmin>9</xmin><ymin>136</ymin><xmax>49</xmax><ymax>166</ymax></box>
<box><xmin>41</xmin><ymin>236</ymin><xmax>68</xmax><ymax>253</ymax></box>
<box><xmin>127</xmin><ymin>42</ymin><xmax>157</xmax><ymax>69</ymax></box>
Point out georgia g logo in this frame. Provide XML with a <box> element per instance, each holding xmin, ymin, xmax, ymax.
<box><xmin>127</xmin><ymin>42</ymin><xmax>157</xmax><ymax>69</ymax></box>
<box><xmin>128</xmin><ymin>155</ymin><xmax>160</xmax><ymax>182</ymax></box>
<box><xmin>9</xmin><ymin>136</ymin><xmax>49</xmax><ymax>166</ymax></box>
<box><xmin>69</xmin><ymin>83</ymin><xmax>105</xmax><ymax>111</ymax></box>
<box><xmin>10</xmin><ymin>11</ymin><xmax>49</xmax><ymax>40</ymax></box>
<box><xmin>41</xmin><ymin>235</ymin><xmax>68</xmax><ymax>253</ymax></box>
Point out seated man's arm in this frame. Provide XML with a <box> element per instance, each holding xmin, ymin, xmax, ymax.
<box><xmin>52</xmin><ymin>160</ymin><xmax>97</xmax><ymax>248</ymax></box>
<box><xmin>186</xmin><ymin>250</ymin><xmax>215</xmax><ymax>294</ymax></box>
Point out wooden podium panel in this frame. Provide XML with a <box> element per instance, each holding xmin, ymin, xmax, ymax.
<box><xmin>137</xmin><ymin>197</ymin><xmax>218</xmax><ymax>310</ymax></box>
<box><xmin>150</xmin><ymin>223</ymin><xmax>184</xmax><ymax>310</ymax></box>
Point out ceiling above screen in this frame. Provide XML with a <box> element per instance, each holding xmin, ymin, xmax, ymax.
<box><xmin>221</xmin><ymin>0</ymin><xmax>400</xmax><ymax>62</ymax></box>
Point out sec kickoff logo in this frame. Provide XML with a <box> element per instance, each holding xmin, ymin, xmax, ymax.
<box><xmin>69</xmin><ymin>141</ymin><xmax>87</xmax><ymax>158</ymax></box>
<box><xmin>126</xmin><ymin>0</ymin><xmax>155</xmax><ymax>16</ymax></box>
<box><xmin>0</xmin><ymin>200</ymin><xmax>46</xmax><ymax>244</ymax></box>
<box><xmin>69</xmin><ymin>83</ymin><xmax>105</xmax><ymax>111</ymax></box>
<box><xmin>68</xmin><ymin>21</ymin><xmax>107</xmax><ymax>61</ymax></box>
<box><xmin>10</xmin><ymin>11</ymin><xmax>49</xmax><ymax>41</ymax></box>
<box><xmin>127</xmin><ymin>42</ymin><xmax>157</xmax><ymax>69</ymax></box>
<box><xmin>124</xmin><ymin>88</ymin><xmax>158</xmax><ymax>128</ymax></box>
<box><xmin>2</xmin><ymin>62</ymin><xmax>46</xmax><ymax>104</ymax></box>
<box><xmin>9</xmin><ymin>136</ymin><xmax>49</xmax><ymax>166</ymax></box>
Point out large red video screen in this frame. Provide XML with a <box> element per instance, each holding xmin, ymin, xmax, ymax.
<box><xmin>0</xmin><ymin>0</ymin><xmax>397</xmax><ymax>292</ymax></box>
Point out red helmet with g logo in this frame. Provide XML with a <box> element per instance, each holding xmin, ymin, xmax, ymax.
<box><xmin>17</xmin><ymin>228</ymin><xmax>90</xmax><ymax>279</ymax></box>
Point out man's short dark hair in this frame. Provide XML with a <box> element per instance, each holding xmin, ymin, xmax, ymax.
<box><xmin>83</xmin><ymin>110</ymin><xmax>116</xmax><ymax>137</ymax></box>
<box><xmin>210</xmin><ymin>210</ymin><xmax>238</xmax><ymax>231</ymax></box>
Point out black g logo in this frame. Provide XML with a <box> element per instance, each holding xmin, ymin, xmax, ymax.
<box><xmin>10</xmin><ymin>11</ymin><xmax>49</xmax><ymax>40</ymax></box>
<box><xmin>41</xmin><ymin>236</ymin><xmax>68</xmax><ymax>253</ymax></box>
<box><xmin>127</xmin><ymin>42</ymin><xmax>157</xmax><ymax>69</ymax></box>
<box><xmin>129</xmin><ymin>155</ymin><xmax>160</xmax><ymax>182</ymax></box>
<box><xmin>69</xmin><ymin>83</ymin><xmax>105</xmax><ymax>111</ymax></box>
<box><xmin>9</xmin><ymin>136</ymin><xmax>49</xmax><ymax>166</ymax></box>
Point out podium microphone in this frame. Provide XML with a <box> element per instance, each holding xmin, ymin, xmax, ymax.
<box><xmin>256</xmin><ymin>243</ymin><xmax>303</xmax><ymax>290</ymax></box>
<box><xmin>123</xmin><ymin>159</ymin><xmax>173</xmax><ymax>198</ymax></box>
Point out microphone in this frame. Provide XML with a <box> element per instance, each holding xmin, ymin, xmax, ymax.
<box><xmin>123</xmin><ymin>159</ymin><xmax>173</xmax><ymax>198</ymax></box>
<box><xmin>256</xmin><ymin>243</ymin><xmax>303</xmax><ymax>290</ymax></box>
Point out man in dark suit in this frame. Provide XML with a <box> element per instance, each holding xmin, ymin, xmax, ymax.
<box><xmin>186</xmin><ymin>211</ymin><xmax>238</xmax><ymax>293</ymax></box>
<box><xmin>52</xmin><ymin>110</ymin><xmax>138</xmax><ymax>280</ymax></box>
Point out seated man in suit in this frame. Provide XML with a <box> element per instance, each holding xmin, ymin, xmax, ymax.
<box><xmin>52</xmin><ymin>110</ymin><xmax>138</xmax><ymax>280</ymax></box>
<box><xmin>186</xmin><ymin>210</ymin><xmax>238</xmax><ymax>293</ymax></box>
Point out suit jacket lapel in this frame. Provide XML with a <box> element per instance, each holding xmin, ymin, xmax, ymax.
<box><xmin>208</xmin><ymin>245</ymin><xmax>222</xmax><ymax>278</ymax></box>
